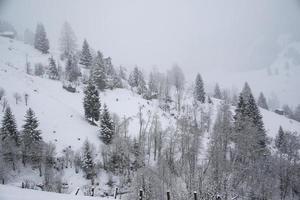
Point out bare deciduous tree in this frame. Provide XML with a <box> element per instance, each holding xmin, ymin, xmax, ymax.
<box><xmin>13</xmin><ymin>92</ymin><xmax>21</xmax><ymax>104</ymax></box>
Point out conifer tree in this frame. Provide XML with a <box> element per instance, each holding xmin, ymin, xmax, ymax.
<box><xmin>148</xmin><ymin>72</ymin><xmax>158</xmax><ymax>98</ymax></box>
<box><xmin>79</xmin><ymin>39</ymin><xmax>93</xmax><ymax>68</ymax></box>
<box><xmin>128</xmin><ymin>67</ymin><xmax>140</xmax><ymax>88</ymax></box>
<box><xmin>104</xmin><ymin>57</ymin><xmax>122</xmax><ymax>89</ymax></box>
<box><xmin>81</xmin><ymin>140</ymin><xmax>96</xmax><ymax>181</ymax></box>
<box><xmin>0</xmin><ymin>107</ymin><xmax>19</xmax><ymax>146</ymax></box>
<box><xmin>234</xmin><ymin>83</ymin><xmax>267</xmax><ymax>150</ymax></box>
<box><xmin>48</xmin><ymin>56</ymin><xmax>59</xmax><ymax>80</ymax></box>
<box><xmin>275</xmin><ymin>126</ymin><xmax>286</xmax><ymax>154</ymax></box>
<box><xmin>257</xmin><ymin>92</ymin><xmax>269</xmax><ymax>110</ymax></box>
<box><xmin>65</xmin><ymin>55</ymin><xmax>80</xmax><ymax>83</ymax></box>
<box><xmin>34</xmin><ymin>23</ymin><xmax>49</xmax><ymax>54</ymax></box>
<box><xmin>213</xmin><ymin>83</ymin><xmax>222</xmax><ymax>99</ymax></box>
<box><xmin>0</xmin><ymin>107</ymin><xmax>19</xmax><ymax>171</ymax></box>
<box><xmin>128</xmin><ymin>67</ymin><xmax>147</xmax><ymax>95</ymax></box>
<box><xmin>83</xmin><ymin>80</ymin><xmax>101</xmax><ymax>123</ymax></box>
<box><xmin>91</xmin><ymin>51</ymin><xmax>106</xmax><ymax>90</ymax></box>
<box><xmin>100</xmin><ymin>104</ymin><xmax>115</xmax><ymax>145</ymax></box>
<box><xmin>194</xmin><ymin>73</ymin><xmax>205</xmax><ymax>103</ymax></box>
<box><xmin>21</xmin><ymin>108</ymin><xmax>42</xmax><ymax>166</ymax></box>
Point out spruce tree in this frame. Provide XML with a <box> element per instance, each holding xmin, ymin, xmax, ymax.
<box><xmin>148</xmin><ymin>72</ymin><xmax>158</xmax><ymax>98</ymax></box>
<box><xmin>48</xmin><ymin>56</ymin><xmax>59</xmax><ymax>80</ymax></box>
<box><xmin>83</xmin><ymin>80</ymin><xmax>101</xmax><ymax>123</ymax></box>
<box><xmin>91</xmin><ymin>51</ymin><xmax>106</xmax><ymax>90</ymax></box>
<box><xmin>194</xmin><ymin>73</ymin><xmax>205</xmax><ymax>103</ymax></box>
<box><xmin>213</xmin><ymin>83</ymin><xmax>222</xmax><ymax>99</ymax></box>
<box><xmin>257</xmin><ymin>92</ymin><xmax>269</xmax><ymax>110</ymax></box>
<box><xmin>81</xmin><ymin>140</ymin><xmax>95</xmax><ymax>180</ymax></box>
<box><xmin>234</xmin><ymin>82</ymin><xmax>268</xmax><ymax>153</ymax></box>
<box><xmin>136</xmin><ymin>71</ymin><xmax>147</xmax><ymax>95</ymax></box>
<box><xmin>0</xmin><ymin>107</ymin><xmax>19</xmax><ymax>171</ymax></box>
<box><xmin>79</xmin><ymin>39</ymin><xmax>93</xmax><ymax>68</ymax></box>
<box><xmin>100</xmin><ymin>104</ymin><xmax>115</xmax><ymax>145</ymax></box>
<box><xmin>275</xmin><ymin>126</ymin><xmax>286</xmax><ymax>154</ymax></box>
<box><xmin>0</xmin><ymin>107</ymin><xmax>19</xmax><ymax>146</ymax></box>
<box><xmin>128</xmin><ymin>67</ymin><xmax>140</xmax><ymax>88</ymax></box>
<box><xmin>128</xmin><ymin>67</ymin><xmax>147</xmax><ymax>95</ymax></box>
<box><xmin>104</xmin><ymin>57</ymin><xmax>122</xmax><ymax>89</ymax></box>
<box><xmin>22</xmin><ymin>108</ymin><xmax>42</xmax><ymax>144</ymax></box>
<box><xmin>34</xmin><ymin>23</ymin><xmax>49</xmax><ymax>54</ymax></box>
<box><xmin>65</xmin><ymin>55</ymin><xmax>80</xmax><ymax>83</ymax></box>
<box><xmin>21</xmin><ymin>108</ymin><xmax>42</xmax><ymax>166</ymax></box>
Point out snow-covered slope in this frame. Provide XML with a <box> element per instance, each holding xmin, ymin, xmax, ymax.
<box><xmin>0</xmin><ymin>36</ymin><xmax>174</xmax><ymax>152</ymax></box>
<box><xmin>0</xmin><ymin>185</ymin><xmax>114</xmax><ymax>200</ymax></box>
<box><xmin>0</xmin><ymin>36</ymin><xmax>300</xmax><ymax>153</ymax></box>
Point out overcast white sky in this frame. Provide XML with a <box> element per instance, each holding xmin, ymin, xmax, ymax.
<box><xmin>1</xmin><ymin>0</ymin><xmax>300</xmax><ymax>77</ymax></box>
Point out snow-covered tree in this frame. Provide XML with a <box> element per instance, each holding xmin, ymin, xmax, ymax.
<box><xmin>257</xmin><ymin>92</ymin><xmax>268</xmax><ymax>110</ymax></box>
<box><xmin>21</xmin><ymin>108</ymin><xmax>43</xmax><ymax>166</ymax></box>
<box><xmin>0</xmin><ymin>107</ymin><xmax>19</xmax><ymax>145</ymax></box>
<box><xmin>234</xmin><ymin>83</ymin><xmax>267</xmax><ymax>151</ymax></box>
<box><xmin>59</xmin><ymin>22</ymin><xmax>77</xmax><ymax>60</ymax></box>
<box><xmin>213</xmin><ymin>83</ymin><xmax>222</xmax><ymax>99</ymax></box>
<box><xmin>34</xmin><ymin>23</ymin><xmax>49</xmax><ymax>54</ymax></box>
<box><xmin>128</xmin><ymin>67</ymin><xmax>147</xmax><ymax>95</ymax></box>
<box><xmin>275</xmin><ymin>126</ymin><xmax>286</xmax><ymax>154</ymax></box>
<box><xmin>104</xmin><ymin>57</ymin><xmax>122</xmax><ymax>89</ymax></box>
<box><xmin>100</xmin><ymin>104</ymin><xmax>115</xmax><ymax>145</ymax></box>
<box><xmin>43</xmin><ymin>142</ymin><xmax>62</xmax><ymax>192</ymax></box>
<box><xmin>118</xmin><ymin>66</ymin><xmax>127</xmax><ymax>80</ymax></box>
<box><xmin>48</xmin><ymin>56</ymin><xmax>59</xmax><ymax>80</ymax></box>
<box><xmin>207</xmin><ymin>103</ymin><xmax>232</xmax><ymax>197</ymax></box>
<box><xmin>81</xmin><ymin>139</ymin><xmax>96</xmax><ymax>182</ymax></box>
<box><xmin>79</xmin><ymin>39</ymin><xmax>93</xmax><ymax>68</ymax></box>
<box><xmin>65</xmin><ymin>55</ymin><xmax>80</xmax><ymax>83</ymax></box>
<box><xmin>0</xmin><ymin>107</ymin><xmax>19</xmax><ymax>171</ymax></box>
<box><xmin>91</xmin><ymin>51</ymin><xmax>106</xmax><ymax>91</ymax></box>
<box><xmin>147</xmin><ymin>71</ymin><xmax>159</xmax><ymax>99</ymax></box>
<box><xmin>194</xmin><ymin>73</ymin><xmax>205</xmax><ymax>103</ymax></box>
<box><xmin>83</xmin><ymin>80</ymin><xmax>101</xmax><ymax>123</ymax></box>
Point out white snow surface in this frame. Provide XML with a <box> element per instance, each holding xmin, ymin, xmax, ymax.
<box><xmin>1</xmin><ymin>31</ymin><xmax>300</xmax><ymax>200</ymax></box>
<box><xmin>0</xmin><ymin>36</ymin><xmax>299</xmax><ymax>152</ymax></box>
<box><xmin>0</xmin><ymin>185</ymin><xmax>114</xmax><ymax>200</ymax></box>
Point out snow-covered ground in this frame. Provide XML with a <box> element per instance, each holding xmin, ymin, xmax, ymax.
<box><xmin>1</xmin><ymin>36</ymin><xmax>300</xmax><ymax>199</ymax></box>
<box><xmin>0</xmin><ymin>36</ymin><xmax>299</xmax><ymax>151</ymax></box>
<box><xmin>0</xmin><ymin>185</ymin><xmax>114</xmax><ymax>200</ymax></box>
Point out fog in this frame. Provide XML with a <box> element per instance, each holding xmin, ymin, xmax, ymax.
<box><xmin>1</xmin><ymin>0</ymin><xmax>300</xmax><ymax>77</ymax></box>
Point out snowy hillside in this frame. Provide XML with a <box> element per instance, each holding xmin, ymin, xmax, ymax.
<box><xmin>1</xmin><ymin>36</ymin><xmax>300</xmax><ymax>200</ymax></box>
<box><xmin>0</xmin><ymin>36</ymin><xmax>176</xmax><ymax>151</ymax></box>
<box><xmin>0</xmin><ymin>36</ymin><xmax>299</xmax><ymax>152</ymax></box>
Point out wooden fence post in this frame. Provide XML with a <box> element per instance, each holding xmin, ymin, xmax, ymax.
<box><xmin>114</xmin><ymin>187</ymin><xmax>119</xmax><ymax>199</ymax></box>
<box><xmin>75</xmin><ymin>187</ymin><xmax>80</xmax><ymax>195</ymax></box>
<box><xmin>139</xmin><ymin>189</ymin><xmax>143</xmax><ymax>200</ymax></box>
<box><xmin>194</xmin><ymin>191</ymin><xmax>198</xmax><ymax>200</ymax></box>
<box><xmin>167</xmin><ymin>191</ymin><xmax>170</xmax><ymax>200</ymax></box>
<box><xmin>91</xmin><ymin>187</ymin><xmax>95</xmax><ymax>196</ymax></box>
